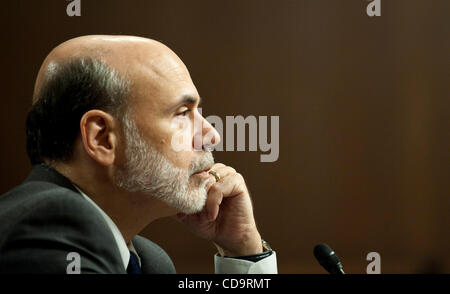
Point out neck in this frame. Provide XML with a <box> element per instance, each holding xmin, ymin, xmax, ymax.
<box><xmin>50</xmin><ymin>160</ymin><xmax>177</xmax><ymax>243</ymax></box>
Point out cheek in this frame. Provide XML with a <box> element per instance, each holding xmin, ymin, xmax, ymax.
<box><xmin>158</xmin><ymin>136</ymin><xmax>194</xmax><ymax>170</ymax></box>
<box><xmin>167</xmin><ymin>150</ymin><xmax>194</xmax><ymax>170</ymax></box>
<box><xmin>169</xmin><ymin>116</ymin><xmax>194</xmax><ymax>151</ymax></box>
<box><xmin>157</xmin><ymin>121</ymin><xmax>194</xmax><ymax>170</ymax></box>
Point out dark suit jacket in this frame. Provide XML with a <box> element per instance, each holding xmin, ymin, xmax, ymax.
<box><xmin>0</xmin><ymin>164</ymin><xmax>176</xmax><ymax>274</ymax></box>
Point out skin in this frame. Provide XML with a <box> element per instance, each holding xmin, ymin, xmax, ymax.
<box><xmin>34</xmin><ymin>35</ymin><xmax>263</xmax><ymax>257</ymax></box>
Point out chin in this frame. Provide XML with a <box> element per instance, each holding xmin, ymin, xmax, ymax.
<box><xmin>173</xmin><ymin>187</ymin><xmax>208</xmax><ymax>215</ymax></box>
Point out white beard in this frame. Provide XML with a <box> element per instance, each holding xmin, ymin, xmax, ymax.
<box><xmin>113</xmin><ymin>113</ymin><xmax>214</xmax><ymax>214</ymax></box>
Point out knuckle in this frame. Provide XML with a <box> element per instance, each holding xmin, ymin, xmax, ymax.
<box><xmin>227</xmin><ymin>167</ymin><xmax>236</xmax><ymax>174</ymax></box>
<box><xmin>209</xmin><ymin>184</ymin><xmax>219</xmax><ymax>193</ymax></box>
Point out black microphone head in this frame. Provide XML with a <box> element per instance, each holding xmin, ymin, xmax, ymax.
<box><xmin>313</xmin><ymin>243</ymin><xmax>345</xmax><ymax>274</ymax></box>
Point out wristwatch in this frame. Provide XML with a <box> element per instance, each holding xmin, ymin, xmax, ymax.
<box><xmin>262</xmin><ymin>239</ymin><xmax>272</xmax><ymax>252</ymax></box>
<box><xmin>223</xmin><ymin>239</ymin><xmax>273</xmax><ymax>262</ymax></box>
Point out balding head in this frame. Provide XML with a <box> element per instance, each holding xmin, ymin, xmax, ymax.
<box><xmin>33</xmin><ymin>35</ymin><xmax>189</xmax><ymax>104</ymax></box>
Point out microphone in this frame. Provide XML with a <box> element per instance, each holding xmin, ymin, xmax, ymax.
<box><xmin>313</xmin><ymin>243</ymin><xmax>345</xmax><ymax>274</ymax></box>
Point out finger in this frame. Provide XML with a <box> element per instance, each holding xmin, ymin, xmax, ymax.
<box><xmin>207</xmin><ymin>164</ymin><xmax>236</xmax><ymax>186</ymax></box>
<box><xmin>210</xmin><ymin>164</ymin><xmax>235</xmax><ymax>178</ymax></box>
<box><xmin>206</xmin><ymin>184</ymin><xmax>223</xmax><ymax>221</ymax></box>
<box><xmin>205</xmin><ymin>176</ymin><xmax>216</xmax><ymax>191</ymax></box>
<box><xmin>205</xmin><ymin>164</ymin><xmax>243</xmax><ymax>221</ymax></box>
<box><xmin>205</xmin><ymin>173</ymin><xmax>246</xmax><ymax>221</ymax></box>
<box><xmin>211</xmin><ymin>173</ymin><xmax>245</xmax><ymax>199</ymax></box>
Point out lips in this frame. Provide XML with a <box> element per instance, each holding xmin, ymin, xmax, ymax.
<box><xmin>193</xmin><ymin>167</ymin><xmax>211</xmax><ymax>175</ymax></box>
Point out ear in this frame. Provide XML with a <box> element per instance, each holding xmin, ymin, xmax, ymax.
<box><xmin>79</xmin><ymin>110</ymin><xmax>118</xmax><ymax>166</ymax></box>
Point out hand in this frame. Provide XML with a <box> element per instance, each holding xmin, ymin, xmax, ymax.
<box><xmin>176</xmin><ymin>163</ymin><xmax>263</xmax><ymax>257</ymax></box>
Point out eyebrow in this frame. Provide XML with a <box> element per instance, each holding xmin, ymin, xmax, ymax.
<box><xmin>181</xmin><ymin>95</ymin><xmax>199</xmax><ymax>105</ymax></box>
<box><xmin>169</xmin><ymin>95</ymin><xmax>202</xmax><ymax>112</ymax></box>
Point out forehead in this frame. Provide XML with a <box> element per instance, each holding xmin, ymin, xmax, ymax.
<box><xmin>127</xmin><ymin>48</ymin><xmax>199</xmax><ymax>113</ymax></box>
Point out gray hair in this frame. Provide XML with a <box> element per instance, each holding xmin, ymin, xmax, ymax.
<box><xmin>26</xmin><ymin>57</ymin><xmax>131</xmax><ymax>164</ymax></box>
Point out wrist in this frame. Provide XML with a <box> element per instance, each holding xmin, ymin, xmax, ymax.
<box><xmin>216</xmin><ymin>239</ymin><xmax>274</xmax><ymax>263</ymax></box>
<box><xmin>214</xmin><ymin>233</ymin><xmax>263</xmax><ymax>257</ymax></box>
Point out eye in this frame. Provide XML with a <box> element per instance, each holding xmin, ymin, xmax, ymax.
<box><xmin>177</xmin><ymin>108</ymin><xmax>191</xmax><ymax>116</ymax></box>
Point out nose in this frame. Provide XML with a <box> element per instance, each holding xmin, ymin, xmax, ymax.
<box><xmin>193</xmin><ymin>111</ymin><xmax>221</xmax><ymax>151</ymax></box>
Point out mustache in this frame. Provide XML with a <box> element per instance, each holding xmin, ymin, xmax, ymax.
<box><xmin>189</xmin><ymin>151</ymin><xmax>214</xmax><ymax>175</ymax></box>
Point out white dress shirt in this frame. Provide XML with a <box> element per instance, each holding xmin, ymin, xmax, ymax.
<box><xmin>74</xmin><ymin>186</ymin><xmax>277</xmax><ymax>274</ymax></box>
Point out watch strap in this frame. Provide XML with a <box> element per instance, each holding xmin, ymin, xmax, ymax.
<box><xmin>221</xmin><ymin>239</ymin><xmax>273</xmax><ymax>263</ymax></box>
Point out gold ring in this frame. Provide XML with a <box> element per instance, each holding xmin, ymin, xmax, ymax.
<box><xmin>208</xmin><ymin>169</ymin><xmax>221</xmax><ymax>182</ymax></box>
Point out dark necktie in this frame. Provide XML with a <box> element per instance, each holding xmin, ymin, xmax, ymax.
<box><xmin>127</xmin><ymin>251</ymin><xmax>142</xmax><ymax>274</ymax></box>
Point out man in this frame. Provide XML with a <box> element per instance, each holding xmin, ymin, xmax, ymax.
<box><xmin>0</xmin><ymin>35</ymin><xmax>277</xmax><ymax>274</ymax></box>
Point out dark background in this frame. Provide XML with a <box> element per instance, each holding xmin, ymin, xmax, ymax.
<box><xmin>0</xmin><ymin>0</ymin><xmax>448</xmax><ymax>273</ymax></box>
